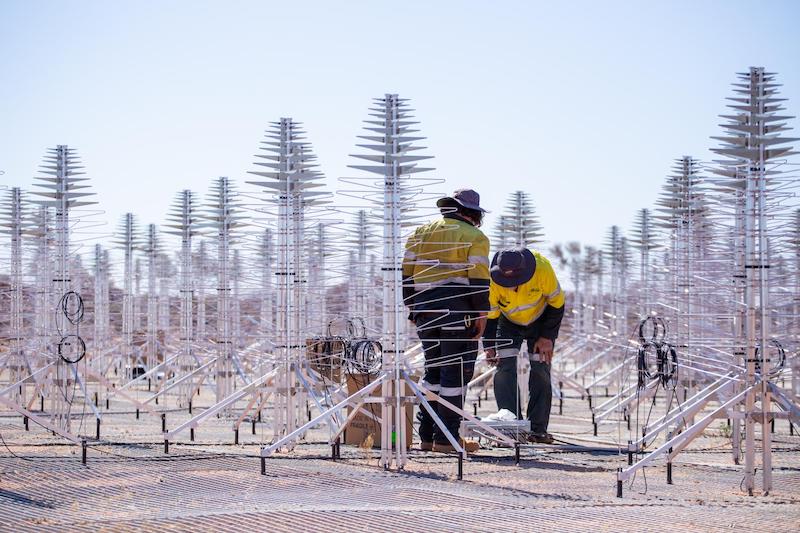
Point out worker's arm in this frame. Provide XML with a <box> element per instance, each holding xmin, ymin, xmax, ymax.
<box><xmin>533</xmin><ymin>263</ymin><xmax>565</xmax><ymax>363</ymax></box>
<box><xmin>538</xmin><ymin>260</ymin><xmax>565</xmax><ymax>340</ymax></box>
<box><xmin>401</xmin><ymin>230</ymin><xmax>419</xmax><ymax>311</ymax></box>
<box><xmin>467</xmin><ymin>233</ymin><xmax>491</xmax><ymax>338</ymax></box>
<box><xmin>533</xmin><ymin>305</ymin><xmax>563</xmax><ymax>364</ymax></box>
<box><xmin>482</xmin><ymin>280</ymin><xmax>501</xmax><ymax>361</ymax></box>
<box><xmin>466</xmin><ymin>233</ymin><xmax>490</xmax><ymax>311</ymax></box>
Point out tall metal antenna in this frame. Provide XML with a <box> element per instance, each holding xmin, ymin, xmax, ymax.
<box><xmin>30</xmin><ymin>145</ymin><xmax>96</xmax><ymax>430</ymax></box>
<box><xmin>616</xmin><ymin>67</ymin><xmax>800</xmax><ymax>497</ymax></box>
<box><xmin>709</xmin><ymin>67</ymin><xmax>797</xmax><ymax>494</ymax></box>
<box><xmin>629</xmin><ymin>208</ymin><xmax>658</xmax><ymax>317</ymax></box>
<box><xmin>308</xmin><ymin>223</ymin><xmax>329</xmax><ymax>334</ymax></box>
<box><xmin>0</xmin><ymin>188</ymin><xmax>31</xmax><ymax>402</ymax></box>
<box><xmin>114</xmin><ymin>213</ymin><xmax>140</xmax><ymax>378</ymax></box>
<box><xmin>163</xmin><ymin>189</ymin><xmax>199</xmax><ymax>407</ymax></box>
<box><xmin>202</xmin><ymin>177</ymin><xmax>245</xmax><ymax>405</ymax></box>
<box><xmin>655</xmin><ymin>156</ymin><xmax>709</xmax><ymax>386</ymax></box>
<box><xmin>231</xmin><ymin>248</ymin><xmax>243</xmax><ymax>350</ymax></box>
<box><xmin>604</xmin><ymin>225</ymin><xmax>625</xmax><ymax>336</ymax></box>
<box><xmin>31</xmin><ymin>206</ymin><xmax>53</xmax><ymax>360</ymax></box>
<box><xmin>91</xmin><ymin>243</ymin><xmax>110</xmax><ymax>371</ymax></box>
<box><xmin>195</xmin><ymin>239</ymin><xmax>209</xmax><ymax>343</ymax></box>
<box><xmin>258</xmin><ymin>228</ymin><xmax>275</xmax><ymax>359</ymax></box>
<box><xmin>133</xmin><ymin>258</ymin><xmax>143</xmax><ymax>333</ymax></box>
<box><xmin>494</xmin><ymin>191</ymin><xmax>545</xmax><ymax>250</ymax></box>
<box><xmin>346</xmin><ymin>210</ymin><xmax>375</xmax><ymax>323</ymax></box>
<box><xmin>248</xmin><ymin>117</ymin><xmax>328</xmax><ymax>442</ymax></box>
<box><xmin>143</xmin><ymin>224</ymin><xmax>161</xmax><ymax>371</ymax></box>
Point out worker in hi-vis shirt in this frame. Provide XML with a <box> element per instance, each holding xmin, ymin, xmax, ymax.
<box><xmin>483</xmin><ymin>247</ymin><xmax>565</xmax><ymax>444</ymax></box>
<box><xmin>402</xmin><ymin>189</ymin><xmax>490</xmax><ymax>453</ymax></box>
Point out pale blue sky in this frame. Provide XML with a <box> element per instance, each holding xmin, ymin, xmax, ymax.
<box><xmin>1</xmin><ymin>0</ymin><xmax>798</xmax><ymax>251</ymax></box>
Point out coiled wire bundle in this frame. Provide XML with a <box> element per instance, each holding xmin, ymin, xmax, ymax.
<box><xmin>636</xmin><ymin>317</ymin><xmax>678</xmax><ymax>389</ymax></box>
<box><xmin>345</xmin><ymin>338</ymin><xmax>382</xmax><ymax>375</ymax></box>
<box><xmin>56</xmin><ymin>291</ymin><xmax>86</xmax><ymax>364</ymax></box>
<box><xmin>308</xmin><ymin>317</ymin><xmax>383</xmax><ymax>378</ymax></box>
<box><xmin>754</xmin><ymin>339</ymin><xmax>786</xmax><ymax>378</ymax></box>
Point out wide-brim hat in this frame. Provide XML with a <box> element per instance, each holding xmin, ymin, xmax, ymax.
<box><xmin>436</xmin><ymin>188</ymin><xmax>489</xmax><ymax>213</ymax></box>
<box><xmin>490</xmin><ymin>247</ymin><xmax>536</xmax><ymax>287</ymax></box>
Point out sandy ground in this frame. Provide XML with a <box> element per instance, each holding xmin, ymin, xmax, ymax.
<box><xmin>0</xmin><ymin>384</ymin><xmax>798</xmax><ymax>532</ymax></box>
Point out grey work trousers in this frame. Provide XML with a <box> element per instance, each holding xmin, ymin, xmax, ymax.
<box><xmin>492</xmin><ymin>317</ymin><xmax>553</xmax><ymax>434</ymax></box>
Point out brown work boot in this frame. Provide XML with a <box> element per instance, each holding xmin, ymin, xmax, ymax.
<box><xmin>433</xmin><ymin>439</ymin><xmax>480</xmax><ymax>453</ymax></box>
<box><xmin>527</xmin><ymin>432</ymin><xmax>555</xmax><ymax>444</ymax></box>
<box><xmin>418</xmin><ymin>441</ymin><xmax>433</xmax><ymax>451</ymax></box>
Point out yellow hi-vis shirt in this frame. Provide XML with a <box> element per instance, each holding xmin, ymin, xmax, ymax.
<box><xmin>402</xmin><ymin>217</ymin><xmax>490</xmax><ymax>290</ymax></box>
<box><xmin>487</xmin><ymin>250</ymin><xmax>564</xmax><ymax>326</ymax></box>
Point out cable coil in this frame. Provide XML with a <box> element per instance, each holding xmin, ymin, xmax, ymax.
<box><xmin>56</xmin><ymin>291</ymin><xmax>86</xmax><ymax>364</ymax></box>
<box><xmin>635</xmin><ymin>317</ymin><xmax>678</xmax><ymax>389</ymax></box>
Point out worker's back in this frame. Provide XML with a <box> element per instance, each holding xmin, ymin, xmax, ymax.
<box><xmin>403</xmin><ymin>216</ymin><xmax>490</xmax><ymax>290</ymax></box>
<box><xmin>404</xmin><ymin>189</ymin><xmax>489</xmax><ymax>452</ymax></box>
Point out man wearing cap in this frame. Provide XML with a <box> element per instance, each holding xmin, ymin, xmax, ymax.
<box><xmin>402</xmin><ymin>188</ymin><xmax>490</xmax><ymax>453</ymax></box>
<box><xmin>483</xmin><ymin>247</ymin><xmax>565</xmax><ymax>444</ymax></box>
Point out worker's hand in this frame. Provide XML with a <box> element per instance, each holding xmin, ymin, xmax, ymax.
<box><xmin>533</xmin><ymin>337</ymin><xmax>554</xmax><ymax>364</ymax></box>
<box><xmin>471</xmin><ymin>315</ymin><xmax>487</xmax><ymax>340</ymax></box>
<box><xmin>484</xmin><ymin>348</ymin><xmax>498</xmax><ymax>366</ymax></box>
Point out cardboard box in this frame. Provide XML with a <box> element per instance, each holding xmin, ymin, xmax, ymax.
<box><xmin>344</xmin><ymin>373</ymin><xmax>414</xmax><ymax>448</ymax></box>
<box><xmin>306</xmin><ymin>338</ymin><xmax>344</xmax><ymax>383</ymax></box>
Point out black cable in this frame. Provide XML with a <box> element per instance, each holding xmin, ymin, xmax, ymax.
<box><xmin>57</xmin><ymin>335</ymin><xmax>86</xmax><ymax>365</ymax></box>
<box><xmin>636</xmin><ymin>341</ymin><xmax>657</xmax><ymax>389</ymax></box>
<box><xmin>635</xmin><ymin>318</ymin><xmax>678</xmax><ymax>390</ymax></box>
<box><xmin>656</xmin><ymin>342</ymin><xmax>678</xmax><ymax>388</ymax></box>
<box><xmin>59</xmin><ymin>290</ymin><xmax>85</xmax><ymax>326</ymax></box>
<box><xmin>0</xmin><ymin>429</ymin><xmax>33</xmax><ymax>462</ymax></box>
<box><xmin>637</xmin><ymin>316</ymin><xmax>666</xmax><ymax>345</ymax></box>
<box><xmin>56</xmin><ymin>291</ymin><xmax>86</xmax><ymax>364</ymax></box>
<box><xmin>346</xmin><ymin>339</ymin><xmax>382</xmax><ymax>375</ymax></box>
<box><xmin>754</xmin><ymin>339</ymin><xmax>786</xmax><ymax>377</ymax></box>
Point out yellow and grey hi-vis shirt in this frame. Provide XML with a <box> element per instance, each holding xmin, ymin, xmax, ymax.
<box><xmin>487</xmin><ymin>250</ymin><xmax>565</xmax><ymax>327</ymax></box>
<box><xmin>402</xmin><ymin>215</ymin><xmax>490</xmax><ymax>310</ymax></box>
